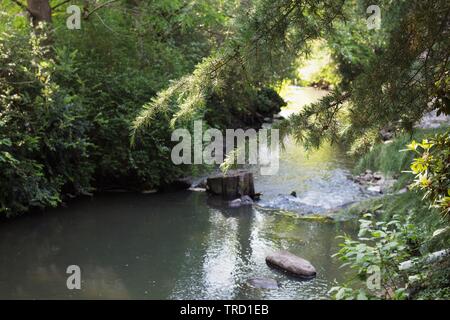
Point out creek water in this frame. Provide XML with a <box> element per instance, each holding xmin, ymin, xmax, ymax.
<box><xmin>0</xmin><ymin>87</ymin><xmax>363</xmax><ymax>300</ymax></box>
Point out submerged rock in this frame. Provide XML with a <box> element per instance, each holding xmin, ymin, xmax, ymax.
<box><xmin>229</xmin><ymin>198</ymin><xmax>242</xmax><ymax>208</ymax></box>
<box><xmin>266</xmin><ymin>251</ymin><xmax>316</xmax><ymax>279</ymax></box>
<box><xmin>246</xmin><ymin>278</ymin><xmax>279</xmax><ymax>289</ymax></box>
<box><xmin>228</xmin><ymin>196</ymin><xmax>254</xmax><ymax>208</ymax></box>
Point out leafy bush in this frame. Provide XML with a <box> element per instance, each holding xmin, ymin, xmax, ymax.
<box><xmin>406</xmin><ymin>130</ymin><xmax>450</xmax><ymax>217</ymax></box>
<box><xmin>255</xmin><ymin>87</ymin><xmax>286</xmax><ymax>116</ymax></box>
<box><xmin>0</xmin><ymin>1</ymin><xmax>242</xmax><ymax>216</ymax></box>
<box><xmin>330</xmin><ymin>213</ymin><xmax>419</xmax><ymax>300</ymax></box>
<box><xmin>354</xmin><ymin>128</ymin><xmax>449</xmax><ymax>190</ymax></box>
<box><xmin>0</xmin><ymin>26</ymin><xmax>93</xmax><ymax>216</ymax></box>
<box><xmin>333</xmin><ymin>130</ymin><xmax>450</xmax><ymax>300</ymax></box>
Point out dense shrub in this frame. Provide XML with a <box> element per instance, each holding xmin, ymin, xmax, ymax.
<box><xmin>0</xmin><ymin>27</ymin><xmax>93</xmax><ymax>216</ymax></box>
<box><xmin>332</xmin><ymin>130</ymin><xmax>450</xmax><ymax>300</ymax></box>
<box><xmin>0</xmin><ymin>1</ymin><xmax>238</xmax><ymax>216</ymax></box>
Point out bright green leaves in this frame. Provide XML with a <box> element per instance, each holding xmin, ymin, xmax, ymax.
<box><xmin>331</xmin><ymin>213</ymin><xmax>421</xmax><ymax>300</ymax></box>
<box><xmin>406</xmin><ymin>131</ymin><xmax>450</xmax><ymax>217</ymax></box>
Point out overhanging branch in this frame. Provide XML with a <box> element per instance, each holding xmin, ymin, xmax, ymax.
<box><xmin>52</xmin><ymin>0</ymin><xmax>72</xmax><ymax>10</ymax></box>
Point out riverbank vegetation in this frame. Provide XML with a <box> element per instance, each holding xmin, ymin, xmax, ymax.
<box><xmin>0</xmin><ymin>1</ymin><xmax>286</xmax><ymax>216</ymax></box>
<box><xmin>333</xmin><ymin>127</ymin><xmax>450</xmax><ymax>299</ymax></box>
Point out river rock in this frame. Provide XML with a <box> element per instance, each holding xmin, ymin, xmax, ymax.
<box><xmin>367</xmin><ymin>185</ymin><xmax>382</xmax><ymax>194</ymax></box>
<box><xmin>380</xmin><ymin>128</ymin><xmax>394</xmax><ymax>141</ymax></box>
<box><xmin>228</xmin><ymin>196</ymin><xmax>254</xmax><ymax>208</ymax></box>
<box><xmin>246</xmin><ymin>278</ymin><xmax>279</xmax><ymax>289</ymax></box>
<box><xmin>266</xmin><ymin>251</ymin><xmax>316</xmax><ymax>279</ymax></box>
<box><xmin>373</xmin><ymin>172</ymin><xmax>383</xmax><ymax>180</ymax></box>
<box><xmin>192</xmin><ymin>179</ymin><xmax>207</xmax><ymax>189</ymax></box>
<box><xmin>229</xmin><ymin>198</ymin><xmax>242</xmax><ymax>208</ymax></box>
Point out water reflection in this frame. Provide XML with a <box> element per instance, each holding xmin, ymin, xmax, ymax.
<box><xmin>0</xmin><ymin>87</ymin><xmax>359</xmax><ymax>299</ymax></box>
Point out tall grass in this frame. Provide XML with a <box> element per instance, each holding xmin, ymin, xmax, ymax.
<box><xmin>354</xmin><ymin>127</ymin><xmax>449</xmax><ymax>189</ymax></box>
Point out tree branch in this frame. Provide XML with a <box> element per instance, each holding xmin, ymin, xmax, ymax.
<box><xmin>10</xmin><ymin>0</ymin><xmax>34</xmax><ymax>18</ymax></box>
<box><xmin>52</xmin><ymin>0</ymin><xmax>72</xmax><ymax>10</ymax></box>
<box><xmin>10</xmin><ymin>0</ymin><xmax>26</xmax><ymax>9</ymax></box>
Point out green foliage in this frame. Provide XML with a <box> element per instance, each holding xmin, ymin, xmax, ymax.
<box><xmin>0</xmin><ymin>25</ymin><xmax>93</xmax><ymax>215</ymax></box>
<box><xmin>0</xmin><ymin>0</ymin><xmax>237</xmax><ymax>216</ymax></box>
<box><xmin>255</xmin><ymin>87</ymin><xmax>286</xmax><ymax>115</ymax></box>
<box><xmin>330</xmin><ymin>213</ymin><xmax>421</xmax><ymax>300</ymax></box>
<box><xmin>406</xmin><ymin>130</ymin><xmax>450</xmax><ymax>216</ymax></box>
<box><xmin>334</xmin><ymin>129</ymin><xmax>450</xmax><ymax>300</ymax></box>
<box><xmin>354</xmin><ymin>128</ymin><xmax>448</xmax><ymax>190</ymax></box>
<box><xmin>133</xmin><ymin>0</ymin><xmax>347</xmax><ymax>136</ymax></box>
<box><xmin>278</xmin><ymin>0</ymin><xmax>449</xmax><ymax>152</ymax></box>
<box><xmin>219</xmin><ymin>149</ymin><xmax>239</xmax><ymax>175</ymax></box>
<box><xmin>294</xmin><ymin>40</ymin><xmax>342</xmax><ymax>87</ymax></box>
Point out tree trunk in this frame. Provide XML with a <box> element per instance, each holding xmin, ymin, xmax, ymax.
<box><xmin>207</xmin><ymin>170</ymin><xmax>255</xmax><ymax>200</ymax></box>
<box><xmin>27</xmin><ymin>0</ymin><xmax>52</xmax><ymax>26</ymax></box>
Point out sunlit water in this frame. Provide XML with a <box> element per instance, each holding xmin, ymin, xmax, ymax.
<box><xmin>254</xmin><ymin>137</ymin><xmax>365</xmax><ymax>214</ymax></box>
<box><xmin>0</xmin><ymin>87</ymin><xmax>363</xmax><ymax>300</ymax></box>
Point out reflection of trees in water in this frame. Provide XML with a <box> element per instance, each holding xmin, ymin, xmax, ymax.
<box><xmin>0</xmin><ymin>192</ymin><xmax>210</xmax><ymax>299</ymax></box>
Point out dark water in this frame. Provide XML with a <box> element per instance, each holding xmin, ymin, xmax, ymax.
<box><xmin>0</xmin><ymin>87</ymin><xmax>362</xmax><ymax>299</ymax></box>
<box><xmin>0</xmin><ymin>192</ymin><xmax>357</xmax><ymax>299</ymax></box>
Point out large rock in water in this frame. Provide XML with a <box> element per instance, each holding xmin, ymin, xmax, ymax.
<box><xmin>266</xmin><ymin>251</ymin><xmax>316</xmax><ymax>279</ymax></box>
<box><xmin>207</xmin><ymin>170</ymin><xmax>255</xmax><ymax>200</ymax></box>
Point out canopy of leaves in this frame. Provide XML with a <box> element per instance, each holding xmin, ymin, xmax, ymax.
<box><xmin>133</xmin><ymin>0</ymin><xmax>449</xmax><ymax>154</ymax></box>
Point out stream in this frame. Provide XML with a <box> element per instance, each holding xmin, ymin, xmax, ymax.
<box><xmin>0</xmin><ymin>87</ymin><xmax>364</xmax><ymax>300</ymax></box>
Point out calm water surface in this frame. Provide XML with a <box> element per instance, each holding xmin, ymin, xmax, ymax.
<box><xmin>0</xmin><ymin>87</ymin><xmax>362</xmax><ymax>299</ymax></box>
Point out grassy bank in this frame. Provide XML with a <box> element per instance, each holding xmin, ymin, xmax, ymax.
<box><xmin>354</xmin><ymin>127</ymin><xmax>449</xmax><ymax>191</ymax></box>
<box><xmin>334</xmin><ymin>125</ymin><xmax>450</xmax><ymax>299</ymax></box>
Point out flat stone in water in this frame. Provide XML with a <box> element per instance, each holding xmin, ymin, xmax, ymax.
<box><xmin>266</xmin><ymin>251</ymin><xmax>316</xmax><ymax>279</ymax></box>
<box><xmin>247</xmin><ymin>278</ymin><xmax>279</xmax><ymax>289</ymax></box>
